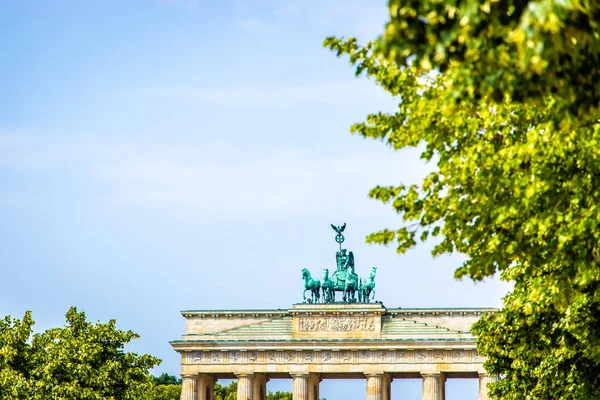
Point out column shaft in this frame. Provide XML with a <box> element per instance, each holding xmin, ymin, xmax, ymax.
<box><xmin>365</xmin><ymin>374</ymin><xmax>384</xmax><ymax>400</ymax></box>
<box><xmin>421</xmin><ymin>373</ymin><xmax>445</xmax><ymax>400</ymax></box>
<box><xmin>181</xmin><ymin>375</ymin><xmax>198</xmax><ymax>400</ymax></box>
<box><xmin>307</xmin><ymin>373</ymin><xmax>320</xmax><ymax>400</ymax></box>
<box><xmin>383</xmin><ymin>373</ymin><xmax>392</xmax><ymax>400</ymax></box>
<box><xmin>253</xmin><ymin>374</ymin><xmax>268</xmax><ymax>400</ymax></box>
<box><xmin>479</xmin><ymin>374</ymin><xmax>498</xmax><ymax>400</ymax></box>
<box><xmin>237</xmin><ymin>374</ymin><xmax>254</xmax><ymax>400</ymax></box>
<box><xmin>291</xmin><ymin>373</ymin><xmax>309</xmax><ymax>400</ymax></box>
<box><xmin>197</xmin><ymin>374</ymin><xmax>214</xmax><ymax>400</ymax></box>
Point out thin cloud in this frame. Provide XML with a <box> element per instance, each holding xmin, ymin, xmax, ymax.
<box><xmin>92</xmin><ymin>147</ymin><xmax>430</xmax><ymax>217</ymax></box>
<box><xmin>0</xmin><ymin>131</ymin><xmax>431</xmax><ymax>216</ymax></box>
<box><xmin>144</xmin><ymin>80</ymin><xmax>397</xmax><ymax>110</ymax></box>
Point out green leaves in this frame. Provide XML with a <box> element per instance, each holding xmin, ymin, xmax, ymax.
<box><xmin>0</xmin><ymin>308</ymin><xmax>160</xmax><ymax>400</ymax></box>
<box><xmin>378</xmin><ymin>0</ymin><xmax>600</xmax><ymax>116</ymax></box>
<box><xmin>325</xmin><ymin>6</ymin><xmax>600</xmax><ymax>393</ymax></box>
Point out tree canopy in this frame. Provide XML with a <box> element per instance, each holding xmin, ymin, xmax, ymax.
<box><xmin>0</xmin><ymin>308</ymin><xmax>160</xmax><ymax>400</ymax></box>
<box><xmin>377</xmin><ymin>0</ymin><xmax>600</xmax><ymax>116</ymax></box>
<box><xmin>324</xmin><ymin>2</ymin><xmax>600</xmax><ymax>396</ymax></box>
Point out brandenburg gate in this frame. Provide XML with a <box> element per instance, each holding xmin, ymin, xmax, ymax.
<box><xmin>171</xmin><ymin>224</ymin><xmax>498</xmax><ymax>400</ymax></box>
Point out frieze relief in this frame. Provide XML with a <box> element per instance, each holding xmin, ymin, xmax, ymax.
<box><xmin>185</xmin><ymin>349</ymin><xmax>481</xmax><ymax>365</ymax></box>
<box><xmin>298</xmin><ymin>316</ymin><xmax>376</xmax><ymax>332</ymax></box>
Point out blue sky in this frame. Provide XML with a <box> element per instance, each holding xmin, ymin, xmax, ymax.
<box><xmin>0</xmin><ymin>1</ymin><xmax>510</xmax><ymax>398</ymax></box>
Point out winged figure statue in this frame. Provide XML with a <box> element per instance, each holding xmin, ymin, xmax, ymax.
<box><xmin>330</xmin><ymin>223</ymin><xmax>346</xmax><ymax>234</ymax></box>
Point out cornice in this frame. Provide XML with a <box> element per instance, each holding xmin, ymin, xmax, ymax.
<box><xmin>170</xmin><ymin>338</ymin><xmax>477</xmax><ymax>353</ymax></box>
<box><xmin>180</xmin><ymin>306</ymin><xmax>497</xmax><ymax>319</ymax></box>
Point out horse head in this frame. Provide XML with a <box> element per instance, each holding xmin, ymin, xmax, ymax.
<box><xmin>323</xmin><ymin>268</ymin><xmax>329</xmax><ymax>279</ymax></box>
<box><xmin>370</xmin><ymin>267</ymin><xmax>377</xmax><ymax>278</ymax></box>
<box><xmin>302</xmin><ymin>268</ymin><xmax>309</xmax><ymax>279</ymax></box>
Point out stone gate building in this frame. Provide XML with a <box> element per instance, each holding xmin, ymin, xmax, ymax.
<box><xmin>171</xmin><ymin>303</ymin><xmax>496</xmax><ymax>400</ymax></box>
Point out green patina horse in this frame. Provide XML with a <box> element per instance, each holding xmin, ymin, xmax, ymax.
<box><xmin>360</xmin><ymin>267</ymin><xmax>377</xmax><ymax>303</ymax></box>
<box><xmin>301</xmin><ymin>268</ymin><xmax>321</xmax><ymax>303</ymax></box>
<box><xmin>322</xmin><ymin>268</ymin><xmax>334</xmax><ymax>303</ymax></box>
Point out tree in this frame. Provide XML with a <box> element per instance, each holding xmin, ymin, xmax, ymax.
<box><xmin>153</xmin><ymin>373</ymin><xmax>181</xmax><ymax>386</ymax></box>
<box><xmin>214</xmin><ymin>381</ymin><xmax>237</xmax><ymax>400</ymax></box>
<box><xmin>266</xmin><ymin>391</ymin><xmax>291</xmax><ymax>400</ymax></box>
<box><xmin>149</xmin><ymin>384</ymin><xmax>181</xmax><ymax>400</ymax></box>
<box><xmin>149</xmin><ymin>373</ymin><xmax>181</xmax><ymax>400</ymax></box>
<box><xmin>0</xmin><ymin>307</ymin><xmax>160</xmax><ymax>399</ymax></box>
<box><xmin>376</xmin><ymin>0</ymin><xmax>600</xmax><ymax>116</ymax></box>
<box><xmin>324</xmin><ymin>12</ymin><xmax>600</xmax><ymax>396</ymax></box>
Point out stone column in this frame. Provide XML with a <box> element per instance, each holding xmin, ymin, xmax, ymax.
<box><xmin>383</xmin><ymin>373</ymin><xmax>392</xmax><ymax>400</ymax></box>
<box><xmin>181</xmin><ymin>374</ymin><xmax>198</xmax><ymax>400</ymax></box>
<box><xmin>308</xmin><ymin>373</ymin><xmax>320</xmax><ymax>400</ymax></box>
<box><xmin>291</xmin><ymin>373</ymin><xmax>309</xmax><ymax>400</ymax></box>
<box><xmin>479</xmin><ymin>373</ymin><xmax>498</xmax><ymax>400</ymax></box>
<box><xmin>421</xmin><ymin>373</ymin><xmax>445</xmax><ymax>400</ymax></box>
<box><xmin>365</xmin><ymin>373</ymin><xmax>384</xmax><ymax>400</ymax></box>
<box><xmin>253</xmin><ymin>373</ymin><xmax>268</xmax><ymax>400</ymax></box>
<box><xmin>197</xmin><ymin>374</ymin><xmax>214</xmax><ymax>400</ymax></box>
<box><xmin>237</xmin><ymin>373</ymin><xmax>254</xmax><ymax>400</ymax></box>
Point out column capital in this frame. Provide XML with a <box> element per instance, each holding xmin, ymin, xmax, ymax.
<box><xmin>421</xmin><ymin>372</ymin><xmax>443</xmax><ymax>377</ymax></box>
<box><xmin>236</xmin><ymin>373</ymin><xmax>255</xmax><ymax>379</ymax></box>
<box><xmin>181</xmin><ymin>373</ymin><xmax>198</xmax><ymax>379</ymax></box>
<box><xmin>364</xmin><ymin>372</ymin><xmax>385</xmax><ymax>378</ymax></box>
<box><xmin>290</xmin><ymin>372</ymin><xmax>310</xmax><ymax>378</ymax></box>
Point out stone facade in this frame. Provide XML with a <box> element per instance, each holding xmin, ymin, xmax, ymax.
<box><xmin>171</xmin><ymin>303</ymin><xmax>497</xmax><ymax>399</ymax></box>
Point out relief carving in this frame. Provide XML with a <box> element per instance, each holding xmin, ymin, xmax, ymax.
<box><xmin>192</xmin><ymin>347</ymin><xmax>478</xmax><ymax>365</ymax></box>
<box><xmin>379</xmin><ymin>351</ymin><xmax>387</xmax><ymax>362</ymax></box>
<box><xmin>298</xmin><ymin>316</ymin><xmax>375</xmax><ymax>331</ymax></box>
<box><xmin>360</xmin><ymin>351</ymin><xmax>370</xmax><ymax>362</ymax></box>
<box><xmin>341</xmin><ymin>351</ymin><xmax>351</xmax><ymax>362</ymax></box>
<box><xmin>453</xmin><ymin>350</ymin><xmax>465</xmax><ymax>362</ymax></box>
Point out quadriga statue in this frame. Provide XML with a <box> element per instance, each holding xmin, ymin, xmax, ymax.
<box><xmin>301</xmin><ymin>223</ymin><xmax>377</xmax><ymax>304</ymax></box>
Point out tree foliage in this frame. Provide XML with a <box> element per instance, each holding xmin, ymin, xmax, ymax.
<box><xmin>148</xmin><ymin>374</ymin><xmax>181</xmax><ymax>400</ymax></box>
<box><xmin>377</xmin><ymin>0</ymin><xmax>600</xmax><ymax>115</ymax></box>
<box><xmin>214</xmin><ymin>381</ymin><xmax>237</xmax><ymax>400</ymax></box>
<box><xmin>153</xmin><ymin>373</ymin><xmax>181</xmax><ymax>386</ymax></box>
<box><xmin>324</xmin><ymin>3</ymin><xmax>600</xmax><ymax>394</ymax></box>
<box><xmin>148</xmin><ymin>384</ymin><xmax>181</xmax><ymax>400</ymax></box>
<box><xmin>0</xmin><ymin>308</ymin><xmax>160</xmax><ymax>400</ymax></box>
